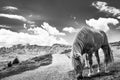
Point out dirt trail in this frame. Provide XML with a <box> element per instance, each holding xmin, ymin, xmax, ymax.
<box><xmin>1</xmin><ymin>54</ymin><xmax>73</xmax><ymax>80</ymax></box>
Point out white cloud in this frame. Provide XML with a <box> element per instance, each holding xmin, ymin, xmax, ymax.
<box><xmin>0</xmin><ymin>13</ymin><xmax>34</xmax><ymax>24</ymax></box>
<box><xmin>41</xmin><ymin>22</ymin><xmax>65</xmax><ymax>36</ymax></box>
<box><xmin>63</xmin><ymin>27</ymin><xmax>79</xmax><ymax>33</ymax></box>
<box><xmin>0</xmin><ymin>23</ymin><xmax>68</xmax><ymax>47</ymax></box>
<box><xmin>92</xmin><ymin>1</ymin><xmax>120</xmax><ymax>17</ymax></box>
<box><xmin>0</xmin><ymin>25</ymin><xmax>11</xmax><ymax>28</ymax></box>
<box><xmin>86</xmin><ymin>17</ymin><xmax>119</xmax><ymax>32</ymax></box>
<box><xmin>117</xmin><ymin>16</ymin><xmax>120</xmax><ymax>19</ymax></box>
<box><xmin>3</xmin><ymin>6</ymin><xmax>18</xmax><ymax>11</ymax></box>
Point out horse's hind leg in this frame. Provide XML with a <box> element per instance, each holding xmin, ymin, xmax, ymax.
<box><xmin>95</xmin><ymin>50</ymin><xmax>100</xmax><ymax>73</ymax></box>
<box><xmin>84</xmin><ymin>54</ymin><xmax>89</xmax><ymax>68</ymax></box>
<box><xmin>102</xmin><ymin>46</ymin><xmax>110</xmax><ymax>73</ymax></box>
<box><xmin>88</xmin><ymin>53</ymin><xmax>93</xmax><ymax>76</ymax></box>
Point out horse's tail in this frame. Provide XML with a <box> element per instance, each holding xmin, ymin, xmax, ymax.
<box><xmin>107</xmin><ymin>45</ymin><xmax>114</xmax><ymax>62</ymax></box>
<box><xmin>101</xmin><ymin>45</ymin><xmax>114</xmax><ymax>65</ymax></box>
<box><xmin>101</xmin><ymin>31</ymin><xmax>114</xmax><ymax>64</ymax></box>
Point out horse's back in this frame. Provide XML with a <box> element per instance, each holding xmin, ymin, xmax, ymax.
<box><xmin>73</xmin><ymin>27</ymin><xmax>108</xmax><ymax>53</ymax></box>
<box><xmin>75</xmin><ymin>27</ymin><xmax>105</xmax><ymax>44</ymax></box>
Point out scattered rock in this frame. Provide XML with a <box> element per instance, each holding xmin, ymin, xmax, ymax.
<box><xmin>7</xmin><ymin>61</ymin><xmax>12</xmax><ymax>67</ymax></box>
<box><xmin>12</xmin><ymin>57</ymin><xmax>20</xmax><ymax>65</ymax></box>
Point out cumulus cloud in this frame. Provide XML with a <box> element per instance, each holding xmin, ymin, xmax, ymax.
<box><xmin>3</xmin><ymin>6</ymin><xmax>18</xmax><ymax>11</ymax></box>
<box><xmin>86</xmin><ymin>17</ymin><xmax>119</xmax><ymax>32</ymax></box>
<box><xmin>117</xmin><ymin>16</ymin><xmax>120</xmax><ymax>19</ymax></box>
<box><xmin>63</xmin><ymin>27</ymin><xmax>79</xmax><ymax>33</ymax></box>
<box><xmin>41</xmin><ymin>22</ymin><xmax>65</xmax><ymax>36</ymax></box>
<box><xmin>92</xmin><ymin>1</ymin><xmax>120</xmax><ymax>17</ymax></box>
<box><xmin>0</xmin><ymin>23</ymin><xmax>68</xmax><ymax>47</ymax></box>
<box><xmin>0</xmin><ymin>13</ymin><xmax>34</xmax><ymax>24</ymax></box>
<box><xmin>0</xmin><ymin>25</ymin><xmax>11</xmax><ymax>28</ymax></box>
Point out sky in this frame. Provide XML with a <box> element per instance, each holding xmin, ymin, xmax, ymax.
<box><xmin>0</xmin><ymin>0</ymin><xmax>120</xmax><ymax>47</ymax></box>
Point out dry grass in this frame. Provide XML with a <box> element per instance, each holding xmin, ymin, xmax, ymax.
<box><xmin>0</xmin><ymin>54</ymin><xmax>52</xmax><ymax>79</ymax></box>
<box><xmin>1</xmin><ymin>44</ymin><xmax>120</xmax><ymax>80</ymax></box>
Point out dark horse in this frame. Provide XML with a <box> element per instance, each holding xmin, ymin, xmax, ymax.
<box><xmin>71</xmin><ymin>27</ymin><xmax>114</xmax><ymax>79</ymax></box>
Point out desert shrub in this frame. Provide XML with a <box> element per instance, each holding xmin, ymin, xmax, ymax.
<box><xmin>12</xmin><ymin>57</ymin><xmax>20</xmax><ymax>64</ymax></box>
<box><xmin>7</xmin><ymin>61</ymin><xmax>12</xmax><ymax>67</ymax></box>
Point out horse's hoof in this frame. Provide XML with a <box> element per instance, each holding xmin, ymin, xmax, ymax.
<box><xmin>77</xmin><ymin>76</ymin><xmax>83</xmax><ymax>80</ymax></box>
<box><xmin>97</xmin><ymin>69</ymin><xmax>100</xmax><ymax>73</ymax></box>
<box><xmin>105</xmin><ymin>70</ymin><xmax>110</xmax><ymax>73</ymax></box>
<box><xmin>76</xmin><ymin>74</ymin><xmax>83</xmax><ymax>80</ymax></box>
<box><xmin>88</xmin><ymin>72</ymin><xmax>94</xmax><ymax>77</ymax></box>
<box><xmin>84</xmin><ymin>65</ymin><xmax>89</xmax><ymax>68</ymax></box>
<box><xmin>88</xmin><ymin>74</ymin><xmax>91</xmax><ymax>77</ymax></box>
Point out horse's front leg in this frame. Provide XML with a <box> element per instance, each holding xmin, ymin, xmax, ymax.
<box><xmin>88</xmin><ymin>53</ymin><xmax>93</xmax><ymax>77</ymax></box>
<box><xmin>84</xmin><ymin>54</ymin><xmax>89</xmax><ymax>68</ymax></box>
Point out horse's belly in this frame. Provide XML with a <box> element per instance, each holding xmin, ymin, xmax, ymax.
<box><xmin>83</xmin><ymin>43</ymin><xmax>100</xmax><ymax>53</ymax></box>
<box><xmin>83</xmin><ymin>46</ymin><xmax>95</xmax><ymax>53</ymax></box>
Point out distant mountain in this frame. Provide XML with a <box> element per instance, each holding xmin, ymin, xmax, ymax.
<box><xmin>49</xmin><ymin>44</ymin><xmax>71</xmax><ymax>54</ymax></box>
<box><xmin>0</xmin><ymin>41</ymin><xmax>119</xmax><ymax>55</ymax></box>
<box><xmin>0</xmin><ymin>44</ymin><xmax>51</xmax><ymax>54</ymax></box>
<box><xmin>0</xmin><ymin>43</ymin><xmax>72</xmax><ymax>55</ymax></box>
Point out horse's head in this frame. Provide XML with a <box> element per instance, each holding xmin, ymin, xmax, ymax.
<box><xmin>71</xmin><ymin>43</ymin><xmax>84</xmax><ymax>78</ymax></box>
<box><xmin>73</xmin><ymin>54</ymin><xmax>85</xmax><ymax>77</ymax></box>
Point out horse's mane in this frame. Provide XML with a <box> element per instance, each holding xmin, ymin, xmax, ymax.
<box><xmin>71</xmin><ymin>27</ymin><xmax>106</xmax><ymax>57</ymax></box>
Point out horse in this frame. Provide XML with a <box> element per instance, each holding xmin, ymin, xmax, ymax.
<box><xmin>70</xmin><ymin>27</ymin><xmax>114</xmax><ymax>79</ymax></box>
